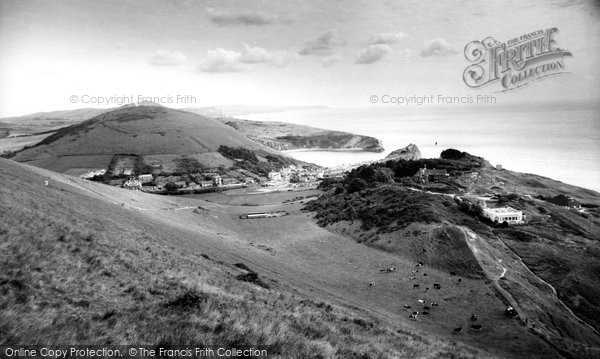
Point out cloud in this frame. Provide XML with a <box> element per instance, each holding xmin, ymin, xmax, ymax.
<box><xmin>197</xmin><ymin>48</ymin><xmax>244</xmax><ymax>72</ymax></box>
<box><xmin>149</xmin><ymin>50</ymin><xmax>188</xmax><ymax>66</ymax></box>
<box><xmin>197</xmin><ymin>45</ymin><xmax>293</xmax><ymax>72</ymax></box>
<box><xmin>206</xmin><ymin>8</ymin><xmax>277</xmax><ymax>26</ymax></box>
<box><xmin>321</xmin><ymin>55</ymin><xmax>341</xmax><ymax>67</ymax></box>
<box><xmin>299</xmin><ymin>30</ymin><xmax>346</xmax><ymax>56</ymax></box>
<box><xmin>368</xmin><ymin>32</ymin><xmax>407</xmax><ymax>45</ymax></box>
<box><xmin>355</xmin><ymin>44</ymin><xmax>393</xmax><ymax>64</ymax></box>
<box><xmin>420</xmin><ymin>38</ymin><xmax>459</xmax><ymax>57</ymax></box>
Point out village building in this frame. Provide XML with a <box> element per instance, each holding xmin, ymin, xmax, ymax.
<box><xmin>200</xmin><ymin>180</ymin><xmax>213</xmax><ymax>187</ymax></box>
<box><xmin>138</xmin><ymin>174</ymin><xmax>153</xmax><ymax>184</ymax></box>
<box><xmin>482</xmin><ymin>206</ymin><xmax>524</xmax><ymax>225</ymax></box>
<box><xmin>174</xmin><ymin>181</ymin><xmax>187</xmax><ymax>189</ymax></box>
<box><xmin>212</xmin><ymin>175</ymin><xmax>222</xmax><ymax>186</ymax></box>
<box><xmin>268</xmin><ymin>171</ymin><xmax>283</xmax><ymax>181</ymax></box>
<box><xmin>123</xmin><ymin>178</ymin><xmax>142</xmax><ymax>190</ymax></box>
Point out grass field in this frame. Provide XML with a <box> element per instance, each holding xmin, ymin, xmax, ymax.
<box><xmin>1</xmin><ymin>158</ymin><xmax>494</xmax><ymax>358</ymax></box>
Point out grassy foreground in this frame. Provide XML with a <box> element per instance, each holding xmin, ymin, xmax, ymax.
<box><xmin>0</xmin><ymin>159</ymin><xmax>485</xmax><ymax>358</ymax></box>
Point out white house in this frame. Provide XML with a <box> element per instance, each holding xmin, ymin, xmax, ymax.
<box><xmin>482</xmin><ymin>206</ymin><xmax>524</xmax><ymax>225</ymax></box>
<box><xmin>138</xmin><ymin>174</ymin><xmax>153</xmax><ymax>184</ymax></box>
<box><xmin>268</xmin><ymin>171</ymin><xmax>283</xmax><ymax>181</ymax></box>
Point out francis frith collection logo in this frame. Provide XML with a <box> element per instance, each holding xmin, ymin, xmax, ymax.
<box><xmin>463</xmin><ymin>28</ymin><xmax>572</xmax><ymax>91</ymax></box>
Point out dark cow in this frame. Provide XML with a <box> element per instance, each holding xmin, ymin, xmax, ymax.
<box><xmin>431</xmin><ymin>302</ymin><xmax>439</xmax><ymax>307</ymax></box>
<box><xmin>413</xmin><ymin>284</ymin><xmax>420</xmax><ymax>289</ymax></box>
<box><xmin>453</xmin><ymin>326</ymin><xmax>463</xmax><ymax>333</ymax></box>
<box><xmin>471</xmin><ymin>314</ymin><xmax>478</xmax><ymax>321</ymax></box>
<box><xmin>423</xmin><ymin>306</ymin><xmax>430</xmax><ymax>310</ymax></box>
<box><xmin>422</xmin><ymin>311</ymin><xmax>430</xmax><ymax>315</ymax></box>
<box><xmin>403</xmin><ymin>304</ymin><xmax>411</xmax><ymax>309</ymax></box>
<box><xmin>433</xmin><ymin>283</ymin><xmax>441</xmax><ymax>289</ymax></box>
<box><xmin>471</xmin><ymin>324</ymin><xmax>482</xmax><ymax>330</ymax></box>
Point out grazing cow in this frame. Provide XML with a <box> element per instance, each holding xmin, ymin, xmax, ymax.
<box><xmin>505</xmin><ymin>306</ymin><xmax>518</xmax><ymax>317</ymax></box>
<box><xmin>412</xmin><ymin>270</ymin><xmax>418</xmax><ymax>274</ymax></box>
<box><xmin>423</xmin><ymin>273</ymin><xmax>427</xmax><ymax>276</ymax></box>
<box><xmin>409</xmin><ymin>314</ymin><xmax>419</xmax><ymax>319</ymax></box>
<box><xmin>369</xmin><ymin>281</ymin><xmax>375</xmax><ymax>287</ymax></box>
<box><xmin>413</xmin><ymin>284</ymin><xmax>420</xmax><ymax>289</ymax></box>
<box><xmin>433</xmin><ymin>283</ymin><xmax>441</xmax><ymax>289</ymax></box>
<box><xmin>422</xmin><ymin>311</ymin><xmax>430</xmax><ymax>315</ymax></box>
<box><xmin>425</xmin><ymin>287</ymin><xmax>430</xmax><ymax>291</ymax></box>
<box><xmin>453</xmin><ymin>326</ymin><xmax>463</xmax><ymax>333</ymax></box>
<box><xmin>417</xmin><ymin>299</ymin><xmax>425</xmax><ymax>304</ymax></box>
<box><xmin>457</xmin><ymin>278</ymin><xmax>462</xmax><ymax>283</ymax></box>
<box><xmin>387</xmin><ymin>266</ymin><xmax>396</xmax><ymax>272</ymax></box>
<box><xmin>403</xmin><ymin>304</ymin><xmax>411</xmax><ymax>309</ymax></box>
<box><xmin>471</xmin><ymin>324</ymin><xmax>482</xmax><ymax>330</ymax></box>
<box><xmin>423</xmin><ymin>306</ymin><xmax>430</xmax><ymax>310</ymax></box>
<box><xmin>471</xmin><ymin>314</ymin><xmax>478</xmax><ymax>321</ymax></box>
<box><xmin>410</xmin><ymin>276</ymin><xmax>416</xmax><ymax>281</ymax></box>
<box><xmin>379</xmin><ymin>268</ymin><xmax>386</xmax><ymax>272</ymax></box>
<box><xmin>431</xmin><ymin>302</ymin><xmax>439</xmax><ymax>307</ymax></box>
<box><xmin>417</xmin><ymin>262</ymin><xmax>423</xmax><ymax>267</ymax></box>
<box><xmin>412</xmin><ymin>311</ymin><xmax>420</xmax><ymax>315</ymax></box>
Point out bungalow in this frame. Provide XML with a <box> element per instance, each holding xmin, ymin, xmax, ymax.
<box><xmin>482</xmin><ymin>206</ymin><xmax>524</xmax><ymax>225</ymax></box>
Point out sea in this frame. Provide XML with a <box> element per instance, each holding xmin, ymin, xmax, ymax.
<box><xmin>243</xmin><ymin>103</ymin><xmax>600</xmax><ymax>193</ymax></box>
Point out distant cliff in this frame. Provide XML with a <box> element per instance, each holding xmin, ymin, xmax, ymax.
<box><xmin>385</xmin><ymin>144</ymin><xmax>421</xmax><ymax>160</ymax></box>
<box><xmin>221</xmin><ymin>119</ymin><xmax>384</xmax><ymax>152</ymax></box>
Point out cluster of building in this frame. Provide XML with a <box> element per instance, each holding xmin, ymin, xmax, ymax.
<box><xmin>457</xmin><ymin>194</ymin><xmax>525</xmax><ymax>225</ymax></box>
<box><xmin>119</xmin><ymin>170</ymin><xmax>254</xmax><ymax>192</ymax></box>
<box><xmin>265</xmin><ymin>166</ymin><xmax>325</xmax><ymax>186</ymax></box>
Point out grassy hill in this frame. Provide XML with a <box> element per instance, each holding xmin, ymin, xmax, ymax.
<box><xmin>0</xmin><ymin>158</ymin><xmax>495</xmax><ymax>357</ymax></box>
<box><xmin>10</xmin><ymin>106</ymin><xmax>282</xmax><ymax>174</ymax></box>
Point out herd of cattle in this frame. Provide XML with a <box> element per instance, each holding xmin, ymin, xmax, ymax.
<box><xmin>370</xmin><ymin>261</ymin><xmax>518</xmax><ymax>334</ymax></box>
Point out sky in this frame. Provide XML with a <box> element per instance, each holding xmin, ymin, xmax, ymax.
<box><xmin>0</xmin><ymin>0</ymin><xmax>599</xmax><ymax>116</ymax></box>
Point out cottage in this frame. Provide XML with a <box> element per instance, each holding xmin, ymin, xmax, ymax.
<box><xmin>482</xmin><ymin>206</ymin><xmax>524</xmax><ymax>224</ymax></box>
<box><xmin>174</xmin><ymin>181</ymin><xmax>187</xmax><ymax>188</ymax></box>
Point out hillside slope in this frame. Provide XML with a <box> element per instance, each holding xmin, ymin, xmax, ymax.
<box><xmin>0</xmin><ymin>158</ymin><xmax>488</xmax><ymax>357</ymax></box>
<box><xmin>11</xmin><ymin>106</ymin><xmax>278</xmax><ymax>173</ymax></box>
<box><xmin>0</xmin><ymin>158</ymin><xmax>560</xmax><ymax>358</ymax></box>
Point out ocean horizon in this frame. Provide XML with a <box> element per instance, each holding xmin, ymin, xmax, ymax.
<box><xmin>243</xmin><ymin>104</ymin><xmax>600</xmax><ymax>193</ymax></box>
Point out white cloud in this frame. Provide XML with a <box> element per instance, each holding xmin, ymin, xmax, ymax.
<box><xmin>197</xmin><ymin>45</ymin><xmax>293</xmax><ymax>72</ymax></box>
<box><xmin>197</xmin><ymin>48</ymin><xmax>244</xmax><ymax>72</ymax></box>
<box><xmin>206</xmin><ymin>8</ymin><xmax>277</xmax><ymax>26</ymax></box>
<box><xmin>149</xmin><ymin>50</ymin><xmax>187</xmax><ymax>66</ymax></box>
<box><xmin>368</xmin><ymin>32</ymin><xmax>407</xmax><ymax>45</ymax></box>
<box><xmin>355</xmin><ymin>44</ymin><xmax>393</xmax><ymax>64</ymax></box>
<box><xmin>299</xmin><ymin>30</ymin><xmax>346</xmax><ymax>56</ymax></box>
<box><xmin>321</xmin><ymin>55</ymin><xmax>341</xmax><ymax>67</ymax></box>
<box><xmin>420</xmin><ymin>38</ymin><xmax>459</xmax><ymax>57</ymax></box>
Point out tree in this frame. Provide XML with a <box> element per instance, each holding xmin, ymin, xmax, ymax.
<box><xmin>164</xmin><ymin>182</ymin><xmax>178</xmax><ymax>192</ymax></box>
<box><xmin>346</xmin><ymin>178</ymin><xmax>367</xmax><ymax>194</ymax></box>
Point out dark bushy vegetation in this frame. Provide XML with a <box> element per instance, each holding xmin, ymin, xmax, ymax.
<box><xmin>304</xmin><ymin>185</ymin><xmax>460</xmax><ymax>231</ymax></box>
<box><xmin>218</xmin><ymin>145</ymin><xmax>298</xmax><ymax>176</ymax></box>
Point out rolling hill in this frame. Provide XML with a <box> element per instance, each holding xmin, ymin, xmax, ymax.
<box><xmin>10</xmin><ymin>106</ymin><xmax>281</xmax><ymax>174</ymax></box>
